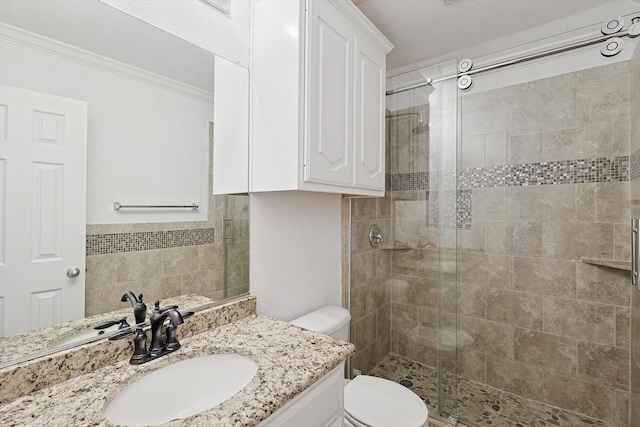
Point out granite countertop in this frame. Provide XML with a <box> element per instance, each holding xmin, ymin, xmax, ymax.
<box><xmin>0</xmin><ymin>314</ymin><xmax>355</xmax><ymax>427</ymax></box>
<box><xmin>0</xmin><ymin>294</ymin><xmax>214</xmax><ymax>365</ymax></box>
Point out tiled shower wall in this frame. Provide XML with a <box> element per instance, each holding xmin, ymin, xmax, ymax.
<box><xmin>84</xmin><ymin>124</ymin><xmax>249</xmax><ymax>316</ymax></box>
<box><xmin>629</xmin><ymin>46</ymin><xmax>640</xmax><ymax>427</ymax></box>
<box><xmin>450</xmin><ymin>62</ymin><xmax>632</xmax><ymax>426</ymax></box>
<box><xmin>350</xmin><ymin>187</ymin><xmax>393</xmax><ymax>373</ymax></box>
<box><xmin>351</xmin><ymin>60</ymin><xmax>636</xmax><ymax>425</ymax></box>
<box><xmin>222</xmin><ymin>195</ymin><xmax>251</xmax><ymax>300</ymax></box>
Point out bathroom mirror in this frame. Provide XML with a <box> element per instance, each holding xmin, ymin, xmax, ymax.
<box><xmin>0</xmin><ymin>0</ymin><xmax>249</xmax><ymax>366</ymax></box>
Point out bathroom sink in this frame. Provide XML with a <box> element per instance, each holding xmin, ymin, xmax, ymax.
<box><xmin>103</xmin><ymin>353</ymin><xmax>258</xmax><ymax>426</ymax></box>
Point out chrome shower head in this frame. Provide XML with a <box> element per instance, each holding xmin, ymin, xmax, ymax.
<box><xmin>412</xmin><ymin>120</ymin><xmax>429</xmax><ymax>134</ymax></box>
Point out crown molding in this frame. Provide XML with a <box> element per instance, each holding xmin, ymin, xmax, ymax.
<box><xmin>328</xmin><ymin>0</ymin><xmax>394</xmax><ymax>54</ymax></box>
<box><xmin>0</xmin><ymin>23</ymin><xmax>213</xmax><ymax>103</ymax></box>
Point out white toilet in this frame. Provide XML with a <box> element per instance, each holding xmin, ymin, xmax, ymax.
<box><xmin>290</xmin><ymin>306</ymin><xmax>429</xmax><ymax>427</ymax></box>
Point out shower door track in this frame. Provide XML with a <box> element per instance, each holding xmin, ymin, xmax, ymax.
<box><xmin>386</xmin><ymin>28</ymin><xmax>633</xmax><ymax>96</ymax></box>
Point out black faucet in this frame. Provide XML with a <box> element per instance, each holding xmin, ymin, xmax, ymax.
<box><xmin>109</xmin><ymin>299</ymin><xmax>192</xmax><ymax>365</ymax></box>
<box><xmin>148</xmin><ymin>300</ymin><xmax>184</xmax><ymax>358</ymax></box>
<box><xmin>121</xmin><ymin>291</ymin><xmax>147</xmax><ymax>324</ymax></box>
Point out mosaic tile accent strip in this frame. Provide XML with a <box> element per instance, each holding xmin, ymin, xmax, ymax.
<box><xmin>631</xmin><ymin>148</ymin><xmax>640</xmax><ymax>181</ymax></box>
<box><xmin>426</xmin><ymin>190</ymin><xmax>472</xmax><ymax>229</ymax></box>
<box><xmin>369</xmin><ymin>353</ymin><xmax>612</xmax><ymax>427</ymax></box>
<box><xmin>459</xmin><ymin>156</ymin><xmax>629</xmax><ymax>189</ymax></box>
<box><xmin>388</xmin><ymin>171</ymin><xmax>438</xmax><ymax>191</ymax></box>
<box><xmin>387</xmin><ymin>156</ymin><xmax>630</xmax><ymax>191</ymax></box>
<box><xmin>86</xmin><ymin>228</ymin><xmax>215</xmax><ymax>256</ymax></box>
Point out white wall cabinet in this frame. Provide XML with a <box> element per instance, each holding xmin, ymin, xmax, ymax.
<box><xmin>251</xmin><ymin>0</ymin><xmax>392</xmax><ymax>196</ymax></box>
<box><xmin>213</xmin><ymin>56</ymin><xmax>250</xmax><ymax>195</ymax></box>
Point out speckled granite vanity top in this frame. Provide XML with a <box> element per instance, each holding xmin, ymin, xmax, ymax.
<box><xmin>0</xmin><ymin>313</ymin><xmax>355</xmax><ymax>426</ymax></box>
<box><xmin>0</xmin><ymin>294</ymin><xmax>214</xmax><ymax>365</ymax></box>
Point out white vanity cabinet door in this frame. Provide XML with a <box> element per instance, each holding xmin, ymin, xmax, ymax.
<box><xmin>258</xmin><ymin>364</ymin><xmax>344</xmax><ymax>427</ymax></box>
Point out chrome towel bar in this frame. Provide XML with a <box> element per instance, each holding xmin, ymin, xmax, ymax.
<box><xmin>113</xmin><ymin>202</ymin><xmax>198</xmax><ymax>211</ymax></box>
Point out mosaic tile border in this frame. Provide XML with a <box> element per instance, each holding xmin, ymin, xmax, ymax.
<box><xmin>387</xmin><ymin>155</ymin><xmax>630</xmax><ymax>191</ymax></box>
<box><xmin>426</xmin><ymin>190</ymin><xmax>472</xmax><ymax>230</ymax></box>
<box><xmin>631</xmin><ymin>148</ymin><xmax>640</xmax><ymax>181</ymax></box>
<box><xmin>86</xmin><ymin>228</ymin><xmax>215</xmax><ymax>256</ymax></box>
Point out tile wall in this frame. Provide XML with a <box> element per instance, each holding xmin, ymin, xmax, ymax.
<box><xmin>351</xmin><ymin>60</ymin><xmax>635</xmax><ymax>425</ymax></box>
<box><xmin>84</xmin><ymin>124</ymin><xmax>249</xmax><ymax>316</ymax></box>
<box><xmin>221</xmin><ymin>195</ymin><xmax>251</xmax><ymax>300</ymax></box>
<box><xmin>629</xmin><ymin>46</ymin><xmax>640</xmax><ymax>427</ymax></box>
<box><xmin>350</xmin><ymin>196</ymin><xmax>392</xmax><ymax>374</ymax></box>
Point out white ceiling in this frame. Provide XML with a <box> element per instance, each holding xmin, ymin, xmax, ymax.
<box><xmin>353</xmin><ymin>0</ymin><xmax>634</xmax><ymax>70</ymax></box>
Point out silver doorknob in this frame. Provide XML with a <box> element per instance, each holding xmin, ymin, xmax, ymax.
<box><xmin>66</xmin><ymin>267</ymin><xmax>81</xmax><ymax>278</ymax></box>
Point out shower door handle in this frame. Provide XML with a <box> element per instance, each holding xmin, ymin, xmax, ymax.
<box><xmin>632</xmin><ymin>219</ymin><xmax>639</xmax><ymax>287</ymax></box>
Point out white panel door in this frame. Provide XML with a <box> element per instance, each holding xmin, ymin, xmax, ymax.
<box><xmin>353</xmin><ymin>33</ymin><xmax>385</xmax><ymax>191</ymax></box>
<box><xmin>0</xmin><ymin>85</ymin><xmax>87</xmax><ymax>336</ymax></box>
<box><xmin>305</xmin><ymin>0</ymin><xmax>353</xmax><ymax>186</ymax></box>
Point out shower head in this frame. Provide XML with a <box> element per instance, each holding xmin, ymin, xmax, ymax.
<box><xmin>412</xmin><ymin>120</ymin><xmax>429</xmax><ymax>134</ymax></box>
<box><xmin>385</xmin><ymin>112</ymin><xmax>429</xmax><ymax>134</ymax></box>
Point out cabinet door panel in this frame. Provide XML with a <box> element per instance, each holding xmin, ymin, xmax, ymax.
<box><xmin>354</xmin><ymin>34</ymin><xmax>385</xmax><ymax>191</ymax></box>
<box><xmin>305</xmin><ymin>0</ymin><xmax>353</xmax><ymax>186</ymax></box>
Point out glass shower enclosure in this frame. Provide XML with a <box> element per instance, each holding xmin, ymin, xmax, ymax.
<box><xmin>349</xmin><ymin>15</ymin><xmax>639</xmax><ymax>426</ymax></box>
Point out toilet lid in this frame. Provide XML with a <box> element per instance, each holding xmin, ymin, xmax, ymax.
<box><xmin>344</xmin><ymin>375</ymin><xmax>428</xmax><ymax>427</ymax></box>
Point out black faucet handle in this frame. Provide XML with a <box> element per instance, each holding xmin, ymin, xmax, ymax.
<box><xmin>164</xmin><ymin>322</ymin><xmax>182</xmax><ymax>352</ymax></box>
<box><xmin>130</xmin><ymin>327</ymin><xmax>151</xmax><ymax>365</ymax></box>
<box><xmin>94</xmin><ymin>317</ymin><xmax>130</xmax><ymax>330</ymax></box>
<box><xmin>133</xmin><ymin>297</ymin><xmax>147</xmax><ymax>325</ymax></box>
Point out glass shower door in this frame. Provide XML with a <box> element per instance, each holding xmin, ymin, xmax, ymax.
<box><xmin>385</xmin><ymin>58</ymin><xmax>460</xmax><ymax>422</ymax></box>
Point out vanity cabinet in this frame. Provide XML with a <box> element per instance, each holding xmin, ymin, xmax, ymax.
<box><xmin>258</xmin><ymin>364</ymin><xmax>345</xmax><ymax>427</ymax></box>
<box><xmin>251</xmin><ymin>0</ymin><xmax>393</xmax><ymax>196</ymax></box>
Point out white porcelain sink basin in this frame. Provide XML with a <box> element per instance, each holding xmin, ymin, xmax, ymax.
<box><xmin>104</xmin><ymin>354</ymin><xmax>258</xmax><ymax>426</ymax></box>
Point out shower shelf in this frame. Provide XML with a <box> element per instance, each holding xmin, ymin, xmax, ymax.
<box><xmin>581</xmin><ymin>258</ymin><xmax>631</xmax><ymax>271</ymax></box>
<box><xmin>381</xmin><ymin>244</ymin><xmax>411</xmax><ymax>250</ymax></box>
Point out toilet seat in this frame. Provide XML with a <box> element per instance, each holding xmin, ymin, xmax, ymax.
<box><xmin>344</xmin><ymin>375</ymin><xmax>428</xmax><ymax>427</ymax></box>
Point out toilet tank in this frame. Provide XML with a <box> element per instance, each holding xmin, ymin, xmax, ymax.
<box><xmin>290</xmin><ymin>306</ymin><xmax>351</xmax><ymax>341</ymax></box>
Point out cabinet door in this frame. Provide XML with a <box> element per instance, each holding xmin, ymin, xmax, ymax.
<box><xmin>353</xmin><ymin>33</ymin><xmax>386</xmax><ymax>191</ymax></box>
<box><xmin>213</xmin><ymin>56</ymin><xmax>249</xmax><ymax>195</ymax></box>
<box><xmin>304</xmin><ymin>0</ymin><xmax>353</xmax><ymax>187</ymax></box>
<box><xmin>257</xmin><ymin>364</ymin><xmax>344</xmax><ymax>427</ymax></box>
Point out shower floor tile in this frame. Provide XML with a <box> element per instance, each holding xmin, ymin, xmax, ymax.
<box><xmin>368</xmin><ymin>354</ymin><xmax>612</xmax><ymax>427</ymax></box>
